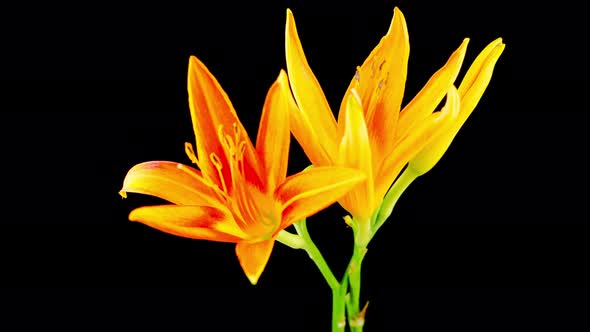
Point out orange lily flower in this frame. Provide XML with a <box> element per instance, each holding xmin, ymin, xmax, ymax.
<box><xmin>285</xmin><ymin>8</ymin><xmax>504</xmax><ymax>238</ymax></box>
<box><xmin>120</xmin><ymin>56</ymin><xmax>366</xmax><ymax>285</ymax></box>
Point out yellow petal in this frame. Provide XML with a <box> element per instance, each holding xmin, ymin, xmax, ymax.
<box><xmin>121</xmin><ymin>161</ymin><xmax>223</xmax><ymax>208</ymax></box>
<box><xmin>409</xmin><ymin>40</ymin><xmax>505</xmax><ymax>175</ymax></box>
<box><xmin>255</xmin><ymin>70</ymin><xmax>294</xmax><ymax>191</ymax></box>
<box><xmin>235</xmin><ymin>239</ymin><xmax>275</xmax><ymax>285</ymax></box>
<box><xmin>187</xmin><ymin>56</ymin><xmax>262</xmax><ymax>191</ymax></box>
<box><xmin>129</xmin><ymin>205</ymin><xmax>241</xmax><ymax>243</ymax></box>
<box><xmin>457</xmin><ymin>38</ymin><xmax>505</xmax><ymax>125</ymax></box>
<box><xmin>285</xmin><ymin>9</ymin><xmax>339</xmax><ymax>157</ymax></box>
<box><xmin>337</xmin><ymin>90</ymin><xmax>376</xmax><ymax>219</ymax></box>
<box><xmin>276</xmin><ymin>166</ymin><xmax>366</xmax><ymax>227</ymax></box>
<box><xmin>396</xmin><ymin>39</ymin><xmax>468</xmax><ymax>139</ymax></box>
<box><xmin>340</xmin><ymin>7</ymin><xmax>410</xmax><ymax>159</ymax></box>
<box><xmin>289</xmin><ymin>98</ymin><xmax>335</xmax><ymax>165</ymax></box>
<box><xmin>377</xmin><ymin>86</ymin><xmax>460</xmax><ymax>198</ymax></box>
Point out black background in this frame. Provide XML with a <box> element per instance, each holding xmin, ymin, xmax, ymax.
<box><xmin>2</xmin><ymin>1</ymin><xmax>588</xmax><ymax>331</ymax></box>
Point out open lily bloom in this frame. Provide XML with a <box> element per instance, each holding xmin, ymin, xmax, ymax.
<box><xmin>120</xmin><ymin>56</ymin><xmax>366</xmax><ymax>284</ymax></box>
<box><xmin>285</xmin><ymin>8</ymin><xmax>504</xmax><ymax>233</ymax></box>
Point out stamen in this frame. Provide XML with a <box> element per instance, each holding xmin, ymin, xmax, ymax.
<box><xmin>230</xmin><ymin>179</ymin><xmax>256</xmax><ymax>231</ymax></box>
<box><xmin>237</xmin><ymin>141</ymin><xmax>246</xmax><ymax>175</ymax></box>
<box><xmin>217</xmin><ymin>124</ymin><xmax>227</xmax><ymax>149</ymax></box>
<box><xmin>379</xmin><ymin>59</ymin><xmax>386</xmax><ymax>71</ymax></box>
<box><xmin>184</xmin><ymin>142</ymin><xmax>200</xmax><ymax>167</ymax></box>
<box><xmin>222</xmin><ymin>134</ymin><xmax>234</xmax><ymax>154</ymax></box>
<box><xmin>176</xmin><ymin>162</ymin><xmax>229</xmax><ymax>202</ymax></box>
<box><xmin>232</xmin><ymin>122</ymin><xmax>240</xmax><ymax>140</ymax></box>
<box><xmin>210</xmin><ymin>153</ymin><xmax>228</xmax><ymax>194</ymax></box>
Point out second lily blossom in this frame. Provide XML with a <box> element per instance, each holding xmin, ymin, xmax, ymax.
<box><xmin>285</xmin><ymin>8</ymin><xmax>505</xmax><ymax>244</ymax></box>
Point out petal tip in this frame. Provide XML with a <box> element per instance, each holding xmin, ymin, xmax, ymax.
<box><xmin>246</xmin><ymin>273</ymin><xmax>260</xmax><ymax>285</ymax></box>
<box><xmin>392</xmin><ymin>6</ymin><xmax>405</xmax><ymax>21</ymax></box>
<box><xmin>128</xmin><ymin>209</ymin><xmax>139</xmax><ymax>222</ymax></box>
<box><xmin>188</xmin><ymin>55</ymin><xmax>199</xmax><ymax>67</ymax></box>
<box><xmin>277</xmin><ymin>69</ymin><xmax>288</xmax><ymax>83</ymax></box>
<box><xmin>119</xmin><ymin>190</ymin><xmax>127</xmax><ymax>199</ymax></box>
<box><xmin>286</xmin><ymin>8</ymin><xmax>295</xmax><ymax>25</ymax></box>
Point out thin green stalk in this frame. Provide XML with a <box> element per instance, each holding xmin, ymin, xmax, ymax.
<box><xmin>344</xmin><ymin>166</ymin><xmax>419</xmax><ymax>330</ymax></box>
<box><xmin>346</xmin><ymin>238</ymin><xmax>368</xmax><ymax>332</ymax></box>
<box><xmin>332</xmin><ymin>281</ymin><xmax>348</xmax><ymax>331</ymax></box>
<box><xmin>294</xmin><ymin>220</ymin><xmax>340</xmax><ymax>290</ymax></box>
<box><xmin>293</xmin><ymin>220</ymin><xmax>346</xmax><ymax>331</ymax></box>
<box><xmin>374</xmin><ymin>167</ymin><xmax>419</xmax><ymax>232</ymax></box>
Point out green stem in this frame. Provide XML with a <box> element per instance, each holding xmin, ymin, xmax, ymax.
<box><xmin>332</xmin><ymin>282</ymin><xmax>348</xmax><ymax>331</ymax></box>
<box><xmin>275</xmin><ymin>229</ymin><xmax>306</xmax><ymax>249</ymax></box>
<box><xmin>342</xmin><ymin>167</ymin><xmax>420</xmax><ymax>330</ymax></box>
<box><xmin>293</xmin><ymin>220</ymin><xmax>345</xmax><ymax>331</ymax></box>
<box><xmin>374</xmin><ymin>167</ymin><xmax>419</xmax><ymax>233</ymax></box>
<box><xmin>346</xmin><ymin>237</ymin><xmax>367</xmax><ymax>332</ymax></box>
<box><xmin>294</xmin><ymin>221</ymin><xmax>340</xmax><ymax>290</ymax></box>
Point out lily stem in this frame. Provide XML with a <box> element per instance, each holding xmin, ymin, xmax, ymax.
<box><xmin>346</xmin><ymin>234</ymin><xmax>368</xmax><ymax>332</ymax></box>
<box><xmin>294</xmin><ymin>220</ymin><xmax>340</xmax><ymax>290</ymax></box>
<box><xmin>293</xmin><ymin>220</ymin><xmax>345</xmax><ymax>332</ymax></box>
<box><xmin>374</xmin><ymin>167</ymin><xmax>419</xmax><ymax>232</ymax></box>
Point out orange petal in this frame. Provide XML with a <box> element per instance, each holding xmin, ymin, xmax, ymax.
<box><xmin>129</xmin><ymin>205</ymin><xmax>242</xmax><ymax>243</ymax></box>
<box><xmin>377</xmin><ymin>86</ymin><xmax>460</xmax><ymax>198</ymax></box>
<box><xmin>255</xmin><ymin>70</ymin><xmax>294</xmax><ymax>191</ymax></box>
<box><xmin>276</xmin><ymin>166</ymin><xmax>367</xmax><ymax>227</ymax></box>
<box><xmin>396</xmin><ymin>39</ymin><xmax>468</xmax><ymax>140</ymax></box>
<box><xmin>235</xmin><ymin>239</ymin><xmax>275</xmax><ymax>285</ymax></box>
<box><xmin>187</xmin><ymin>56</ymin><xmax>262</xmax><ymax>191</ymax></box>
<box><xmin>285</xmin><ymin>9</ymin><xmax>339</xmax><ymax>157</ymax></box>
<box><xmin>337</xmin><ymin>90</ymin><xmax>376</xmax><ymax>219</ymax></box>
<box><xmin>120</xmin><ymin>161</ymin><xmax>223</xmax><ymax>208</ymax></box>
<box><xmin>340</xmin><ymin>7</ymin><xmax>409</xmax><ymax>159</ymax></box>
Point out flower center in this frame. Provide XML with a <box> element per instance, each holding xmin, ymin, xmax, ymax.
<box><xmin>213</xmin><ymin>122</ymin><xmax>280</xmax><ymax>240</ymax></box>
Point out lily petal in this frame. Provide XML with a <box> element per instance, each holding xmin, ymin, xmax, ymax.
<box><xmin>289</xmin><ymin>99</ymin><xmax>335</xmax><ymax>165</ymax></box>
<box><xmin>188</xmin><ymin>56</ymin><xmax>262</xmax><ymax>191</ymax></box>
<box><xmin>337</xmin><ymin>90</ymin><xmax>376</xmax><ymax>220</ymax></box>
<box><xmin>285</xmin><ymin>9</ymin><xmax>339</xmax><ymax>156</ymax></box>
<box><xmin>129</xmin><ymin>205</ymin><xmax>241</xmax><ymax>243</ymax></box>
<box><xmin>235</xmin><ymin>239</ymin><xmax>275</xmax><ymax>285</ymax></box>
<box><xmin>378</xmin><ymin>86</ymin><xmax>461</xmax><ymax>198</ymax></box>
<box><xmin>120</xmin><ymin>161</ymin><xmax>223</xmax><ymax>208</ymax></box>
<box><xmin>276</xmin><ymin>166</ymin><xmax>367</xmax><ymax>227</ymax></box>
<box><xmin>340</xmin><ymin>7</ymin><xmax>410</xmax><ymax>160</ymax></box>
<box><xmin>409</xmin><ymin>40</ymin><xmax>505</xmax><ymax>176</ymax></box>
<box><xmin>396</xmin><ymin>39</ymin><xmax>468</xmax><ymax>139</ymax></box>
<box><xmin>457</xmin><ymin>38</ymin><xmax>505</xmax><ymax>126</ymax></box>
<box><xmin>255</xmin><ymin>70</ymin><xmax>294</xmax><ymax>191</ymax></box>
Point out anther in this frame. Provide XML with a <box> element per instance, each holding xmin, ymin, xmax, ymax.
<box><xmin>232</xmin><ymin>122</ymin><xmax>239</xmax><ymax>136</ymax></box>
<box><xmin>217</xmin><ymin>124</ymin><xmax>228</xmax><ymax>147</ymax></box>
<box><xmin>210</xmin><ymin>153</ymin><xmax>228</xmax><ymax>194</ymax></box>
<box><xmin>184</xmin><ymin>142</ymin><xmax>200</xmax><ymax>166</ymax></box>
